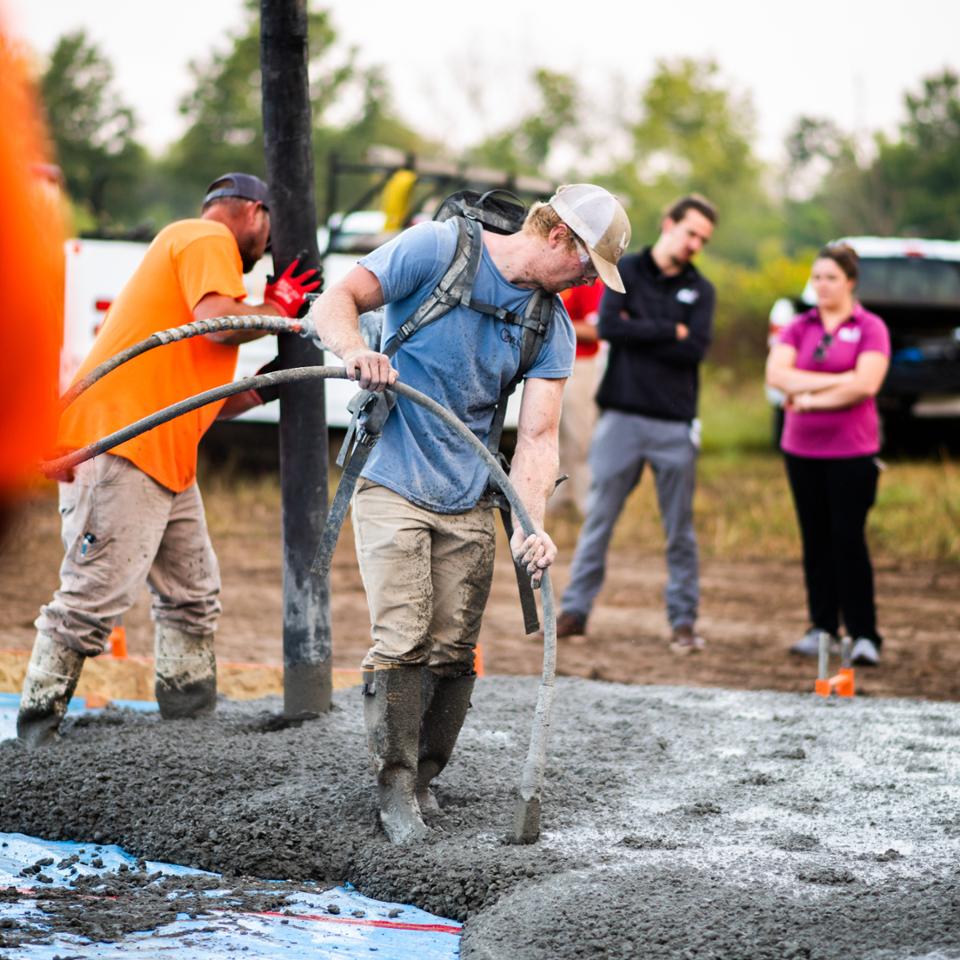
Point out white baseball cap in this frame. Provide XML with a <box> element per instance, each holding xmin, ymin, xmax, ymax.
<box><xmin>549</xmin><ymin>184</ymin><xmax>631</xmax><ymax>293</ymax></box>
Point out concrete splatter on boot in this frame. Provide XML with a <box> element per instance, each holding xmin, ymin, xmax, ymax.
<box><xmin>363</xmin><ymin>666</ymin><xmax>429</xmax><ymax>844</ymax></box>
<box><xmin>417</xmin><ymin>671</ymin><xmax>476</xmax><ymax>816</ymax></box>
<box><xmin>17</xmin><ymin>633</ymin><xmax>84</xmax><ymax>748</ymax></box>
<box><xmin>154</xmin><ymin>623</ymin><xmax>217</xmax><ymax>720</ymax></box>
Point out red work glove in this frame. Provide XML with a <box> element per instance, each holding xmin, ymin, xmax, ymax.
<box><xmin>264</xmin><ymin>258</ymin><xmax>322</xmax><ymax>318</ymax></box>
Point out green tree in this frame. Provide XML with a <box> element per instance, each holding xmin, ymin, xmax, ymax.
<box><xmin>40</xmin><ymin>30</ymin><xmax>147</xmax><ymax>230</ymax></box>
<box><xmin>606</xmin><ymin>58</ymin><xmax>776</xmax><ymax>265</ymax></box>
<box><xmin>164</xmin><ymin>1</ymin><xmax>430</xmax><ymax>221</ymax></box>
<box><xmin>780</xmin><ymin>115</ymin><xmax>868</xmax><ymax>248</ymax></box>
<box><xmin>783</xmin><ymin>71</ymin><xmax>960</xmax><ymax>245</ymax></box>
<box><xmin>467</xmin><ymin>69</ymin><xmax>581</xmax><ymax>174</ymax></box>
<box><xmin>876</xmin><ymin>69</ymin><xmax>960</xmax><ymax>236</ymax></box>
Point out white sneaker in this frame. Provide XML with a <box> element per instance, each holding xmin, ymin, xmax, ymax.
<box><xmin>789</xmin><ymin>629</ymin><xmax>838</xmax><ymax>658</ymax></box>
<box><xmin>850</xmin><ymin>637</ymin><xmax>880</xmax><ymax>666</ymax></box>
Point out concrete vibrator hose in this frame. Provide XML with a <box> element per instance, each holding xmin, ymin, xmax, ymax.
<box><xmin>57</xmin><ymin>315</ymin><xmax>303</xmax><ymax>412</ymax></box>
<box><xmin>47</xmin><ymin>317</ymin><xmax>556</xmax><ymax>844</ymax></box>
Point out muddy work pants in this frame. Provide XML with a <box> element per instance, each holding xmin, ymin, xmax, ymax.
<box><xmin>36</xmin><ymin>454</ymin><xmax>222</xmax><ymax>655</ymax></box>
<box><xmin>352</xmin><ymin>480</ymin><xmax>495</xmax><ymax>676</ymax></box>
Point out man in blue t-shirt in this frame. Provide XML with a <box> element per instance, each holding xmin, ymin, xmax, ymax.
<box><xmin>309</xmin><ymin>184</ymin><xmax>630</xmax><ymax>843</ymax></box>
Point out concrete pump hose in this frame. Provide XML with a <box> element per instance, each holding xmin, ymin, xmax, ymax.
<box><xmin>58</xmin><ymin>315</ymin><xmax>305</xmax><ymax>411</ymax></box>
<box><xmin>42</xmin><ymin>365</ymin><xmax>556</xmax><ymax>844</ymax></box>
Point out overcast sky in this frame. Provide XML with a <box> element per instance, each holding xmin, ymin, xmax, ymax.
<box><xmin>7</xmin><ymin>0</ymin><xmax>960</xmax><ymax>166</ymax></box>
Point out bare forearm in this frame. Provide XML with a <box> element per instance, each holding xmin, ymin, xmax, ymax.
<box><xmin>308</xmin><ymin>287</ymin><xmax>371</xmax><ymax>358</ymax></box>
<box><xmin>572</xmin><ymin>320</ymin><xmax>598</xmax><ymax>345</ymax></box>
<box><xmin>767</xmin><ymin>367</ymin><xmax>853</xmax><ymax>394</ymax></box>
<box><xmin>508</xmin><ymin>433</ymin><xmax>558</xmax><ymax>530</ymax></box>
<box><xmin>216</xmin><ymin>390</ymin><xmax>261</xmax><ymax>419</ymax></box>
<box><xmin>305</xmin><ymin>271</ymin><xmax>394</xmax><ymax>390</ymax></box>
<box><xmin>800</xmin><ymin>382</ymin><xmax>875</xmax><ymax>410</ymax></box>
<box><xmin>199</xmin><ymin>299</ymin><xmax>283</xmax><ymax>344</ymax></box>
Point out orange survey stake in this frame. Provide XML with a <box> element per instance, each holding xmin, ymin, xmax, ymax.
<box><xmin>813</xmin><ymin>633</ymin><xmax>856</xmax><ymax>698</ymax></box>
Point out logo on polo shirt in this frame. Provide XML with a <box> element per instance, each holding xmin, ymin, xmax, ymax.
<box><xmin>499</xmin><ymin>326</ymin><xmax>521</xmax><ymax>349</ymax></box>
<box><xmin>838</xmin><ymin>327</ymin><xmax>861</xmax><ymax>342</ymax></box>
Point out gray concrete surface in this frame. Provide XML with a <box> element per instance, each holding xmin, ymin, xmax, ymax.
<box><xmin>1</xmin><ymin>676</ymin><xmax>959</xmax><ymax>957</ymax></box>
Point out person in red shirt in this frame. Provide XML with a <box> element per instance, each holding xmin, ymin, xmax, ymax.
<box><xmin>18</xmin><ymin>173</ymin><xmax>319</xmax><ymax>747</ymax></box>
<box><xmin>552</xmin><ymin>278</ymin><xmax>605</xmax><ymax>517</ymax></box>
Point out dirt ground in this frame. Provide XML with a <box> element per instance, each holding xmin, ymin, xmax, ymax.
<box><xmin>2</xmin><ymin>480</ymin><xmax>959</xmax><ymax>702</ymax></box>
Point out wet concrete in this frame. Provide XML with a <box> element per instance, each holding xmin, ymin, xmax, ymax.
<box><xmin>2</xmin><ymin>676</ymin><xmax>959</xmax><ymax>957</ymax></box>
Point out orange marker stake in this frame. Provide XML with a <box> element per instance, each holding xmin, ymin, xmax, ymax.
<box><xmin>109</xmin><ymin>624</ymin><xmax>127</xmax><ymax>659</ymax></box>
<box><xmin>813</xmin><ymin>634</ymin><xmax>855</xmax><ymax>697</ymax></box>
<box><xmin>473</xmin><ymin>643</ymin><xmax>485</xmax><ymax>678</ymax></box>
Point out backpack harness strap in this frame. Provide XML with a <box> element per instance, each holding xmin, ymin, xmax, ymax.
<box><xmin>478</xmin><ymin>290</ymin><xmax>558</xmax><ymax>633</ymax></box>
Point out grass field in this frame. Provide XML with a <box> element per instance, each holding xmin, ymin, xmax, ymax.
<box><xmin>200</xmin><ymin>366</ymin><xmax>960</xmax><ymax>570</ymax></box>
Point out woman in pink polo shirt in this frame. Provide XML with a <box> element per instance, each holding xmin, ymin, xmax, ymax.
<box><xmin>766</xmin><ymin>244</ymin><xmax>890</xmax><ymax>666</ymax></box>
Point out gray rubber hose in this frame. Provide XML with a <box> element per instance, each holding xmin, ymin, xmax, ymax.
<box><xmin>58</xmin><ymin>315</ymin><xmax>303</xmax><ymax>412</ymax></box>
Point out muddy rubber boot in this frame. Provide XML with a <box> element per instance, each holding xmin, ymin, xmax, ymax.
<box><xmin>17</xmin><ymin>633</ymin><xmax>84</xmax><ymax>748</ymax></box>
<box><xmin>154</xmin><ymin>623</ymin><xmax>217</xmax><ymax>720</ymax></box>
<box><xmin>363</xmin><ymin>666</ymin><xmax>429</xmax><ymax>845</ymax></box>
<box><xmin>416</xmin><ymin>671</ymin><xmax>476</xmax><ymax>816</ymax></box>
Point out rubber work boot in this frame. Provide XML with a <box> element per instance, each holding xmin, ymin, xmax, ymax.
<box><xmin>17</xmin><ymin>633</ymin><xmax>84</xmax><ymax>748</ymax></box>
<box><xmin>416</xmin><ymin>670</ymin><xmax>476</xmax><ymax>816</ymax></box>
<box><xmin>363</xmin><ymin>666</ymin><xmax>429</xmax><ymax>844</ymax></box>
<box><xmin>154</xmin><ymin>623</ymin><xmax>217</xmax><ymax>720</ymax></box>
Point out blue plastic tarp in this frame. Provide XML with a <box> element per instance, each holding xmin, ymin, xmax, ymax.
<box><xmin>2</xmin><ymin>833</ymin><xmax>462</xmax><ymax>959</ymax></box>
<box><xmin>0</xmin><ymin>690</ymin><xmax>462</xmax><ymax>958</ymax></box>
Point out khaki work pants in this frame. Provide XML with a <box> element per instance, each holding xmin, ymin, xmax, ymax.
<box><xmin>352</xmin><ymin>480</ymin><xmax>495</xmax><ymax>676</ymax></box>
<box><xmin>36</xmin><ymin>454</ymin><xmax>222</xmax><ymax>655</ymax></box>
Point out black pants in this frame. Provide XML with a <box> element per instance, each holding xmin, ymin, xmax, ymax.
<box><xmin>784</xmin><ymin>454</ymin><xmax>882</xmax><ymax>645</ymax></box>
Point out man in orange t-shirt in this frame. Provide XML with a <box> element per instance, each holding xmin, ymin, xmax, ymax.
<box><xmin>19</xmin><ymin>173</ymin><xmax>320</xmax><ymax>747</ymax></box>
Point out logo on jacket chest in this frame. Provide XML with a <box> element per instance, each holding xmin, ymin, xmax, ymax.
<box><xmin>676</xmin><ymin>288</ymin><xmax>699</xmax><ymax>304</ymax></box>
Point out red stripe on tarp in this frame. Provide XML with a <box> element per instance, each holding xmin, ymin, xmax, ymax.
<box><xmin>253</xmin><ymin>909</ymin><xmax>462</xmax><ymax>935</ymax></box>
<box><xmin>16</xmin><ymin>883</ymin><xmax>461</xmax><ymax>936</ymax></box>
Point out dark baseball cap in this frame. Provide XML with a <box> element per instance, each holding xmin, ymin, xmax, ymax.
<box><xmin>202</xmin><ymin>172</ymin><xmax>270</xmax><ymax>209</ymax></box>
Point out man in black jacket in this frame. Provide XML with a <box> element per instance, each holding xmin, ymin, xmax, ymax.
<box><xmin>557</xmin><ymin>195</ymin><xmax>717</xmax><ymax>653</ymax></box>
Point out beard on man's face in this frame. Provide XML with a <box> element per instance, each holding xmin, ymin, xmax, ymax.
<box><xmin>238</xmin><ymin>233</ymin><xmax>266</xmax><ymax>274</ymax></box>
<box><xmin>240</xmin><ymin>248</ymin><xmax>259</xmax><ymax>274</ymax></box>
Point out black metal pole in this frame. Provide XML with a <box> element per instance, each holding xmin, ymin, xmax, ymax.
<box><xmin>260</xmin><ymin>0</ymin><xmax>331</xmax><ymax>716</ymax></box>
